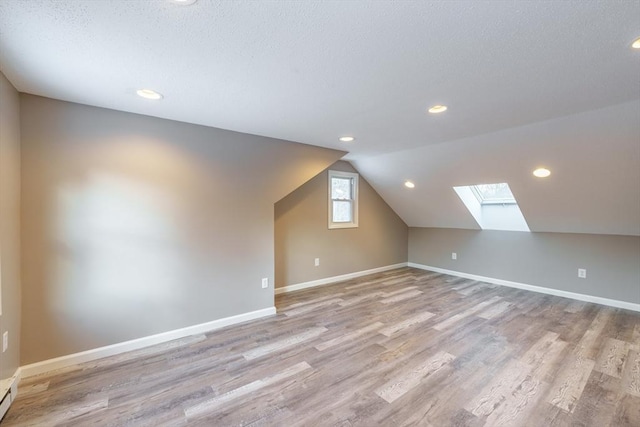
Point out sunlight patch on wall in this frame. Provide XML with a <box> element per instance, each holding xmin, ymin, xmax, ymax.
<box><xmin>53</xmin><ymin>173</ymin><xmax>190</xmax><ymax>325</ymax></box>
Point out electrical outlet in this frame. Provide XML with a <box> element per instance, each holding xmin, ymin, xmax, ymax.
<box><xmin>452</xmin><ymin>252</ymin><xmax>457</xmax><ymax>260</ymax></box>
<box><xmin>2</xmin><ymin>331</ymin><xmax>7</xmax><ymax>353</ymax></box>
<box><xmin>578</xmin><ymin>268</ymin><xmax>586</xmax><ymax>279</ymax></box>
<box><xmin>314</xmin><ymin>258</ymin><xmax>320</xmax><ymax>267</ymax></box>
<box><xmin>261</xmin><ymin>278</ymin><xmax>269</xmax><ymax>289</ymax></box>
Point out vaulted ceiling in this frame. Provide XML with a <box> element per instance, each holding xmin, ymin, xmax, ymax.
<box><xmin>1</xmin><ymin>0</ymin><xmax>639</xmax><ymax>235</ymax></box>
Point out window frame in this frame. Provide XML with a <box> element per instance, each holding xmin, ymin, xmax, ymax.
<box><xmin>328</xmin><ymin>170</ymin><xmax>359</xmax><ymax>229</ymax></box>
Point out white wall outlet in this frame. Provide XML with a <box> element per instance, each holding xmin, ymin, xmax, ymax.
<box><xmin>578</xmin><ymin>268</ymin><xmax>587</xmax><ymax>279</ymax></box>
<box><xmin>261</xmin><ymin>278</ymin><xmax>269</xmax><ymax>289</ymax></box>
<box><xmin>314</xmin><ymin>258</ymin><xmax>320</xmax><ymax>267</ymax></box>
<box><xmin>2</xmin><ymin>331</ymin><xmax>7</xmax><ymax>353</ymax></box>
<box><xmin>452</xmin><ymin>252</ymin><xmax>457</xmax><ymax>260</ymax></box>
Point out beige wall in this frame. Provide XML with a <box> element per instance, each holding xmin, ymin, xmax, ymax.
<box><xmin>275</xmin><ymin>161</ymin><xmax>408</xmax><ymax>288</ymax></box>
<box><xmin>0</xmin><ymin>72</ymin><xmax>21</xmax><ymax>379</ymax></box>
<box><xmin>409</xmin><ymin>227</ymin><xmax>640</xmax><ymax>304</ymax></box>
<box><xmin>20</xmin><ymin>95</ymin><xmax>345</xmax><ymax>364</ymax></box>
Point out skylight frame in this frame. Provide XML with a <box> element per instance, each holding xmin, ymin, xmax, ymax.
<box><xmin>470</xmin><ymin>183</ymin><xmax>517</xmax><ymax>205</ymax></box>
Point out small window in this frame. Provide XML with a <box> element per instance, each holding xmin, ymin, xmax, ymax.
<box><xmin>328</xmin><ymin>170</ymin><xmax>358</xmax><ymax>229</ymax></box>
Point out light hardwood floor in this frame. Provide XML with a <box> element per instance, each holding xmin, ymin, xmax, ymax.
<box><xmin>4</xmin><ymin>267</ymin><xmax>640</xmax><ymax>426</ymax></box>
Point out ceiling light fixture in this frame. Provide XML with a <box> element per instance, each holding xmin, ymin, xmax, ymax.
<box><xmin>632</xmin><ymin>37</ymin><xmax>640</xmax><ymax>49</ymax></box>
<box><xmin>404</xmin><ymin>181</ymin><xmax>415</xmax><ymax>188</ymax></box>
<box><xmin>428</xmin><ymin>105</ymin><xmax>448</xmax><ymax>114</ymax></box>
<box><xmin>136</xmin><ymin>89</ymin><xmax>163</xmax><ymax>100</ymax></box>
<box><xmin>533</xmin><ymin>168</ymin><xmax>551</xmax><ymax>178</ymax></box>
<box><xmin>339</xmin><ymin>136</ymin><xmax>355</xmax><ymax>142</ymax></box>
<box><xmin>170</xmin><ymin>0</ymin><xmax>197</xmax><ymax>5</ymax></box>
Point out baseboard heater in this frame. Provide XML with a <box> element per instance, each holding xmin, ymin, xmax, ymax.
<box><xmin>0</xmin><ymin>375</ymin><xmax>19</xmax><ymax>421</ymax></box>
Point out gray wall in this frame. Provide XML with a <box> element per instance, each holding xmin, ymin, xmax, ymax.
<box><xmin>0</xmin><ymin>72</ymin><xmax>21</xmax><ymax>379</ymax></box>
<box><xmin>409</xmin><ymin>227</ymin><xmax>640</xmax><ymax>304</ymax></box>
<box><xmin>275</xmin><ymin>161</ymin><xmax>408</xmax><ymax>288</ymax></box>
<box><xmin>20</xmin><ymin>95</ymin><xmax>345</xmax><ymax>364</ymax></box>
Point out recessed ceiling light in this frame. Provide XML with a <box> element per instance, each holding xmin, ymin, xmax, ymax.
<box><xmin>632</xmin><ymin>37</ymin><xmax>640</xmax><ymax>49</ymax></box>
<box><xmin>339</xmin><ymin>136</ymin><xmax>355</xmax><ymax>142</ymax></box>
<box><xmin>170</xmin><ymin>0</ymin><xmax>197</xmax><ymax>4</ymax></box>
<box><xmin>533</xmin><ymin>168</ymin><xmax>551</xmax><ymax>178</ymax></box>
<box><xmin>404</xmin><ymin>181</ymin><xmax>415</xmax><ymax>188</ymax></box>
<box><xmin>428</xmin><ymin>105</ymin><xmax>448</xmax><ymax>114</ymax></box>
<box><xmin>136</xmin><ymin>89</ymin><xmax>163</xmax><ymax>100</ymax></box>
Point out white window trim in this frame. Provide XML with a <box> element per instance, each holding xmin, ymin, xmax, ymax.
<box><xmin>328</xmin><ymin>170</ymin><xmax>359</xmax><ymax>229</ymax></box>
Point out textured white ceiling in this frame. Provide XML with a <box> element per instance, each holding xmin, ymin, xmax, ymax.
<box><xmin>1</xmin><ymin>0</ymin><xmax>639</xmax><ymax>234</ymax></box>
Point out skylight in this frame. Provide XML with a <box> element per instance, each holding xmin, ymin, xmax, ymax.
<box><xmin>471</xmin><ymin>183</ymin><xmax>516</xmax><ymax>205</ymax></box>
<box><xmin>453</xmin><ymin>182</ymin><xmax>530</xmax><ymax>232</ymax></box>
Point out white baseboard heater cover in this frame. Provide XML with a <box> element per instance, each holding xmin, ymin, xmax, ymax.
<box><xmin>0</xmin><ymin>374</ymin><xmax>19</xmax><ymax>421</ymax></box>
<box><xmin>0</xmin><ymin>387</ymin><xmax>12</xmax><ymax>421</ymax></box>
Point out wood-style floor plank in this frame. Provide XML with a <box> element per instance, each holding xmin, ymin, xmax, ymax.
<box><xmin>379</xmin><ymin>289</ymin><xmax>423</xmax><ymax>304</ymax></box>
<box><xmin>374</xmin><ymin>350</ymin><xmax>455</xmax><ymax>403</ymax></box>
<box><xmin>315</xmin><ymin>322</ymin><xmax>383</xmax><ymax>351</ymax></box>
<box><xmin>379</xmin><ymin>310</ymin><xmax>435</xmax><ymax>337</ymax></box>
<box><xmin>242</xmin><ymin>326</ymin><xmax>327</xmax><ymax>360</ymax></box>
<box><xmin>432</xmin><ymin>296</ymin><xmax>502</xmax><ymax>331</ymax></box>
<box><xmin>594</xmin><ymin>337</ymin><xmax>631</xmax><ymax>378</ymax></box>
<box><xmin>546</xmin><ymin>354</ymin><xmax>596</xmax><ymax>413</ymax></box>
<box><xmin>184</xmin><ymin>361</ymin><xmax>312</xmax><ymax>419</ymax></box>
<box><xmin>621</xmin><ymin>348</ymin><xmax>640</xmax><ymax>397</ymax></box>
<box><xmin>4</xmin><ymin>267</ymin><xmax>639</xmax><ymax>427</ymax></box>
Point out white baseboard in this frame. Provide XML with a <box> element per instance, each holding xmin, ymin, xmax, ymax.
<box><xmin>408</xmin><ymin>263</ymin><xmax>640</xmax><ymax>312</ymax></box>
<box><xmin>275</xmin><ymin>263</ymin><xmax>408</xmax><ymax>295</ymax></box>
<box><xmin>20</xmin><ymin>307</ymin><xmax>276</xmax><ymax>378</ymax></box>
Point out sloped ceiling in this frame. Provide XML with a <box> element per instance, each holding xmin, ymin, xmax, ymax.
<box><xmin>0</xmin><ymin>0</ymin><xmax>639</xmax><ymax>235</ymax></box>
<box><xmin>353</xmin><ymin>101</ymin><xmax>640</xmax><ymax>236</ymax></box>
